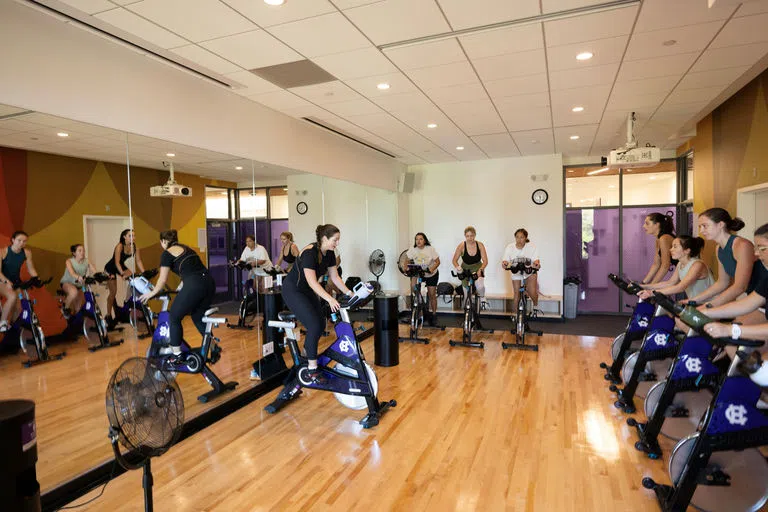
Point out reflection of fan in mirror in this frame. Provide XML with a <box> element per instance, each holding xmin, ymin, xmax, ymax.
<box><xmin>368</xmin><ymin>250</ymin><xmax>385</xmax><ymax>294</ymax></box>
<box><xmin>105</xmin><ymin>357</ymin><xmax>184</xmax><ymax>511</ymax></box>
<box><xmin>397</xmin><ymin>250</ymin><xmax>410</xmax><ymax>276</ymax></box>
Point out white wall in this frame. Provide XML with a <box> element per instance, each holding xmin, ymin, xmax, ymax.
<box><xmin>407</xmin><ymin>154</ymin><xmax>564</xmax><ymax>297</ymax></box>
<box><xmin>0</xmin><ymin>1</ymin><xmax>403</xmax><ymax>190</ymax></box>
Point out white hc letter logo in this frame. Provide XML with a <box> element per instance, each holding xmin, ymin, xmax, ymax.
<box><xmin>637</xmin><ymin>317</ymin><xmax>649</xmax><ymax>328</ymax></box>
<box><xmin>339</xmin><ymin>338</ymin><xmax>354</xmax><ymax>353</ymax></box>
<box><xmin>684</xmin><ymin>357</ymin><xmax>702</xmax><ymax>374</ymax></box>
<box><xmin>653</xmin><ymin>333</ymin><xmax>668</xmax><ymax>346</ymax></box>
<box><xmin>159</xmin><ymin>325</ymin><xmax>170</xmax><ymax>338</ymax></box>
<box><xmin>725</xmin><ymin>404</ymin><xmax>748</xmax><ymax>426</ymax></box>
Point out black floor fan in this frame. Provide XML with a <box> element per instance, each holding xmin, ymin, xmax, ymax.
<box><xmin>368</xmin><ymin>249</ymin><xmax>386</xmax><ymax>295</ymax></box>
<box><xmin>105</xmin><ymin>357</ymin><xmax>185</xmax><ymax>512</ymax></box>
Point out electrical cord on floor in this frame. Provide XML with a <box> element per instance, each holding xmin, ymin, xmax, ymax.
<box><xmin>55</xmin><ymin>459</ymin><xmax>118</xmax><ymax>511</ymax></box>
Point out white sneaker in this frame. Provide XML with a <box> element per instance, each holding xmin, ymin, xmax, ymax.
<box><xmin>0</xmin><ymin>320</ymin><xmax>8</xmax><ymax>333</ymax></box>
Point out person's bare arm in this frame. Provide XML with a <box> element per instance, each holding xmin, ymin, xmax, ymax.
<box><xmin>478</xmin><ymin>242</ymin><xmax>489</xmax><ymax>273</ymax></box>
<box><xmin>328</xmin><ymin>266</ymin><xmax>351</xmax><ymax>296</ymax></box>
<box><xmin>688</xmin><ymin>259</ymin><xmax>729</xmax><ymax>304</ymax></box>
<box><xmin>642</xmin><ymin>241</ymin><xmax>661</xmax><ymax>284</ymax></box>
<box><xmin>709</xmin><ymin>238</ymin><xmax>755</xmax><ymax>307</ymax></box>
<box><xmin>650</xmin><ymin>235</ymin><xmax>673</xmax><ymax>283</ymax></box>
<box><xmin>704</xmin><ymin>292</ymin><xmax>765</xmax><ymax>320</ymax></box>
<box><xmin>24</xmin><ymin>249</ymin><xmax>38</xmax><ymax>278</ymax></box>
<box><xmin>134</xmin><ymin>246</ymin><xmax>145</xmax><ymax>273</ymax></box>
<box><xmin>451</xmin><ymin>244</ymin><xmax>462</xmax><ymax>269</ymax></box>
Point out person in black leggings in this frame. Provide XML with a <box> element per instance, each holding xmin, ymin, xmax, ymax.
<box><xmin>139</xmin><ymin>229</ymin><xmax>215</xmax><ymax>359</ymax></box>
<box><xmin>281</xmin><ymin>224</ymin><xmax>352</xmax><ymax>381</ymax></box>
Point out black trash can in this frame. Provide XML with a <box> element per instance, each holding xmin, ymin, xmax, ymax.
<box><xmin>0</xmin><ymin>400</ymin><xmax>41</xmax><ymax>512</ymax></box>
<box><xmin>262</xmin><ymin>291</ymin><xmax>285</xmax><ymax>350</ymax></box>
<box><xmin>373</xmin><ymin>295</ymin><xmax>399</xmax><ymax>367</ymax></box>
<box><xmin>252</xmin><ymin>290</ymin><xmax>288</xmax><ymax>381</ymax></box>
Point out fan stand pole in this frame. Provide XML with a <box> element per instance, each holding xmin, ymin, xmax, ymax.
<box><xmin>143</xmin><ymin>460</ymin><xmax>154</xmax><ymax>512</ymax></box>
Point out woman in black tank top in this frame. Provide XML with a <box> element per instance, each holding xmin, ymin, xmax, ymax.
<box><xmin>641</xmin><ymin>213</ymin><xmax>675</xmax><ymax>285</ymax></box>
<box><xmin>451</xmin><ymin>226</ymin><xmax>488</xmax><ymax>325</ymax></box>
<box><xmin>104</xmin><ymin>229</ymin><xmax>145</xmax><ymax>323</ymax></box>
<box><xmin>0</xmin><ymin>231</ymin><xmax>38</xmax><ymax>333</ymax></box>
<box><xmin>275</xmin><ymin>231</ymin><xmax>299</xmax><ymax>271</ymax></box>
<box><xmin>139</xmin><ymin>229</ymin><xmax>215</xmax><ymax>353</ymax></box>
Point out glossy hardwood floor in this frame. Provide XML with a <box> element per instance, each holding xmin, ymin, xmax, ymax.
<box><xmin>64</xmin><ymin>326</ymin><xmax>688</xmax><ymax>511</ymax></box>
<box><xmin>0</xmin><ymin>313</ymin><xmax>273</xmax><ymax>492</ymax></box>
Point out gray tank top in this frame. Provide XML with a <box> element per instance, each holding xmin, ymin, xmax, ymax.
<box><xmin>678</xmin><ymin>258</ymin><xmax>714</xmax><ymax>299</ymax></box>
<box><xmin>60</xmin><ymin>257</ymin><xmax>89</xmax><ymax>285</ymax></box>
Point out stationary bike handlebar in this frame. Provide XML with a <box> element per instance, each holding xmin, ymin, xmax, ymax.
<box><xmin>336</xmin><ymin>281</ymin><xmax>375</xmax><ymax>312</ymax></box>
<box><xmin>15</xmin><ymin>276</ymin><xmax>52</xmax><ymax>290</ymax></box>
<box><xmin>123</xmin><ymin>268</ymin><xmax>158</xmax><ymax>280</ymax></box>
<box><xmin>505</xmin><ymin>263</ymin><xmax>539</xmax><ymax>275</ymax></box>
<box><xmin>608</xmin><ymin>273</ymin><xmax>643</xmax><ymax>295</ymax></box>
<box><xmin>401</xmin><ymin>264</ymin><xmax>429</xmax><ymax>278</ymax></box>
<box><xmin>83</xmin><ymin>273</ymin><xmax>111</xmax><ymax>285</ymax></box>
<box><xmin>451</xmin><ymin>269</ymin><xmax>480</xmax><ymax>281</ymax></box>
<box><xmin>652</xmin><ymin>291</ymin><xmax>764</xmax><ymax>348</ymax></box>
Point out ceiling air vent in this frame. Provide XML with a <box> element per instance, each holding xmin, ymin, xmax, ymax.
<box><xmin>250</xmin><ymin>60</ymin><xmax>336</xmax><ymax>89</ymax></box>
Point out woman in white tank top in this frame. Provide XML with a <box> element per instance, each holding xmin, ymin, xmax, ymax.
<box><xmin>638</xmin><ymin>235</ymin><xmax>713</xmax><ymax>301</ymax></box>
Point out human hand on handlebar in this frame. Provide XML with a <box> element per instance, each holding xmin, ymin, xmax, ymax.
<box><xmin>326</xmin><ymin>295</ymin><xmax>341</xmax><ymax>312</ymax></box>
<box><xmin>637</xmin><ymin>289</ymin><xmax>653</xmax><ymax>300</ymax></box>
<box><xmin>138</xmin><ymin>291</ymin><xmax>154</xmax><ymax>304</ymax></box>
<box><xmin>502</xmin><ymin>261</ymin><xmax>509</xmax><ymax>269</ymax></box>
<box><xmin>704</xmin><ymin>322</ymin><xmax>732</xmax><ymax>339</ymax></box>
<box><xmin>121</xmin><ymin>269</ymin><xmax>133</xmax><ymax>278</ymax></box>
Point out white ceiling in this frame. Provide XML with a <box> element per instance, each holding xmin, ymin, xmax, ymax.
<box><xmin>22</xmin><ymin>0</ymin><xmax>768</xmax><ymax>165</ymax></box>
<box><xmin>0</xmin><ymin>104</ymin><xmax>299</xmax><ymax>182</ymax></box>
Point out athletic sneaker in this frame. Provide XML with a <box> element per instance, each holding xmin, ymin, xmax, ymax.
<box><xmin>61</xmin><ymin>308</ymin><xmax>71</xmax><ymax>320</ymax></box>
<box><xmin>306</xmin><ymin>367</ymin><xmax>327</xmax><ymax>385</ymax></box>
<box><xmin>0</xmin><ymin>320</ymin><xmax>8</xmax><ymax>333</ymax></box>
<box><xmin>249</xmin><ymin>369</ymin><xmax>260</xmax><ymax>380</ymax></box>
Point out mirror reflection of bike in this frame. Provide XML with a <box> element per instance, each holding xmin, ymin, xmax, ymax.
<box><xmin>501</xmin><ymin>259</ymin><xmax>540</xmax><ymax>352</ymax></box>
<box><xmin>57</xmin><ymin>273</ymin><xmax>124</xmax><ymax>352</ymax></box>
<box><xmin>5</xmin><ymin>277</ymin><xmax>65</xmax><ymax>367</ymax></box>
<box><xmin>397</xmin><ymin>250</ymin><xmax>445</xmax><ymax>344</ymax></box>
<box><xmin>448</xmin><ymin>269</ymin><xmax>491</xmax><ymax>349</ymax></box>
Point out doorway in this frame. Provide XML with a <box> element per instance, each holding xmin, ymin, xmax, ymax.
<box><xmin>737</xmin><ymin>183</ymin><xmax>768</xmax><ymax>240</ymax></box>
<box><xmin>83</xmin><ymin>215</ymin><xmax>131</xmax><ymax>315</ymax></box>
<box><xmin>206</xmin><ymin>220</ymin><xmax>234</xmax><ymax>303</ymax></box>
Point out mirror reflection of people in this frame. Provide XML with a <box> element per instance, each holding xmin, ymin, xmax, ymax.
<box><xmin>60</xmin><ymin>244</ymin><xmax>98</xmax><ymax>318</ymax></box>
<box><xmin>0</xmin><ymin>231</ymin><xmax>39</xmax><ymax>333</ymax></box>
<box><xmin>104</xmin><ymin>229</ymin><xmax>144</xmax><ymax>325</ymax></box>
<box><xmin>638</xmin><ymin>236</ymin><xmax>713</xmax><ymax>301</ymax></box>
<box><xmin>641</xmin><ymin>213</ymin><xmax>675</xmax><ymax>285</ymax></box>
<box><xmin>275</xmin><ymin>231</ymin><xmax>299</xmax><ymax>272</ymax></box>
<box><xmin>502</xmin><ymin>228</ymin><xmax>541</xmax><ymax>311</ymax></box>
<box><xmin>238</xmin><ymin>235</ymin><xmax>271</xmax><ymax>292</ymax></box>
<box><xmin>452</xmin><ymin>226</ymin><xmax>488</xmax><ymax>320</ymax></box>
<box><xmin>406</xmin><ymin>232</ymin><xmax>440</xmax><ymax>326</ymax></box>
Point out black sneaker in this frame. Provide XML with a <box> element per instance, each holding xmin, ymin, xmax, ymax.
<box><xmin>306</xmin><ymin>367</ymin><xmax>327</xmax><ymax>385</ymax></box>
<box><xmin>427</xmin><ymin>313</ymin><xmax>437</xmax><ymax>327</ymax></box>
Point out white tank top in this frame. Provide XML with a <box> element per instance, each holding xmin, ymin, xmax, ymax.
<box><xmin>678</xmin><ymin>258</ymin><xmax>714</xmax><ymax>299</ymax></box>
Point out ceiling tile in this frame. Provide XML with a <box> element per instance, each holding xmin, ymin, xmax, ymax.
<box><xmin>406</xmin><ymin>60</ymin><xmax>478</xmax><ymax>89</ymax></box>
<box><xmin>267</xmin><ymin>12</ymin><xmax>370</xmax><ymax>58</ymax></box>
<box><xmin>606</xmin><ymin>89</ymin><xmax>668</xmax><ymax>111</ymax></box>
<box><xmin>471</xmin><ymin>133</ymin><xmax>521</xmax><ymax>158</ymax></box>
<box><xmin>634</xmin><ymin>0</ymin><xmax>736</xmax><ymax>33</ymax></box>
<box><xmin>371</xmin><ymin>91</ymin><xmax>434</xmax><ymax>113</ymax></box>
<box><xmin>550</xmin><ymin>85</ymin><xmax>611</xmax><ymax>126</ymax></box>
<box><xmin>691</xmin><ymin>42</ymin><xmax>768</xmax><ymax>72</ymax></box>
<box><xmin>473</xmin><ymin>49</ymin><xmax>546</xmax><ymax>81</ymax></box>
<box><xmin>547</xmin><ymin>36</ymin><xmax>628</xmax><ymax>71</ymax></box>
<box><xmin>127</xmin><ymin>0</ymin><xmax>255</xmax><ymax>42</ymax></box>
<box><xmin>544</xmin><ymin>6</ymin><xmax>638</xmax><ymax>47</ymax></box>
<box><xmin>548</xmin><ymin>63</ymin><xmax>619</xmax><ymax>91</ymax></box>
<box><xmin>345</xmin><ymin>72</ymin><xmax>418</xmax><ymax>97</ymax></box>
<box><xmin>312</xmin><ymin>47</ymin><xmax>397</xmax><ymax>80</ymax></box>
<box><xmin>95</xmin><ymin>7</ymin><xmax>189</xmax><ymax>49</ymax></box>
<box><xmin>201</xmin><ymin>30</ymin><xmax>302</xmax><ymax>69</ymax></box>
<box><xmin>0</xmin><ymin>118</ymin><xmax>47</xmax><ymax>132</ymax></box>
<box><xmin>441</xmin><ymin>100</ymin><xmax>506</xmax><ymax>135</ymax></box>
<box><xmin>494</xmin><ymin>92</ymin><xmax>550</xmax><ymax>110</ymax></box>
<box><xmin>500</xmin><ymin>106</ymin><xmax>552</xmax><ymax>132</ymax></box>
<box><xmin>611</xmin><ymin>75</ymin><xmax>680</xmax><ymax>97</ymax></box>
<box><xmin>554</xmin><ymin>124</ymin><xmax>598</xmax><ymax>154</ymax></box>
<box><xmin>16</xmin><ymin>112</ymin><xmax>70</xmax><ymax>127</ymax></box>
<box><xmin>323</xmin><ymin>98</ymin><xmax>383</xmax><ymax>117</ymax></box>
<box><xmin>624</xmin><ymin>22</ymin><xmax>722</xmax><ymax>61</ymax></box>
<box><xmin>248</xmin><ymin>90</ymin><xmax>313</xmax><ymax>111</ymax></box>
<box><xmin>277</xmin><ymin>103</ymin><xmax>329</xmax><ymax>119</ymax></box>
<box><xmin>484</xmin><ymin>73</ymin><xmax>549</xmax><ymax>98</ymax></box>
<box><xmin>221</xmin><ymin>0</ymin><xmax>336</xmax><ymax>27</ymax></box>
<box><xmin>710</xmin><ymin>12</ymin><xmax>768</xmax><ymax>49</ymax></box>
<box><xmin>57</xmin><ymin>0</ymin><xmax>115</xmax><ymax>14</ymax></box>
<box><xmin>542</xmin><ymin>0</ymin><xmax>608</xmax><ymax>13</ymax></box>
<box><xmin>224</xmin><ymin>70</ymin><xmax>282</xmax><ymax>95</ymax></box>
<box><xmin>344</xmin><ymin>0</ymin><xmax>451</xmax><ymax>45</ymax></box>
<box><xmin>425</xmin><ymin>82</ymin><xmax>490</xmax><ymax>106</ymax></box>
<box><xmin>459</xmin><ymin>23</ymin><xmax>543</xmax><ymax>60</ymax></box>
<box><xmin>664</xmin><ymin>86</ymin><xmax>725</xmax><ymax>106</ymax></box>
<box><xmin>736</xmin><ymin>0</ymin><xmax>768</xmax><ymax>17</ymax></box>
<box><xmin>384</xmin><ymin>39</ymin><xmax>466</xmax><ymax>71</ymax></box>
<box><xmin>438</xmin><ymin>0</ymin><xmax>540</xmax><ymax>31</ymax></box>
<box><xmin>676</xmin><ymin>66</ymin><xmax>751</xmax><ymax>90</ymax></box>
<box><xmin>511</xmin><ymin>128</ymin><xmax>555</xmax><ymax>155</ymax></box>
<box><xmin>289</xmin><ymin>81</ymin><xmax>363</xmax><ymax>105</ymax></box>
<box><xmin>616</xmin><ymin>52</ymin><xmax>698</xmax><ymax>81</ymax></box>
<box><xmin>0</xmin><ymin>105</ymin><xmax>25</xmax><ymax>117</ymax></box>
<box><xmin>171</xmin><ymin>44</ymin><xmax>241</xmax><ymax>75</ymax></box>
<box><xmin>332</xmin><ymin>0</ymin><xmax>384</xmax><ymax>9</ymax></box>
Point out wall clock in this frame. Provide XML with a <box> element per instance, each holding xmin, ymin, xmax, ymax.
<box><xmin>532</xmin><ymin>189</ymin><xmax>548</xmax><ymax>205</ymax></box>
<box><xmin>296</xmin><ymin>201</ymin><xmax>308</xmax><ymax>215</ymax></box>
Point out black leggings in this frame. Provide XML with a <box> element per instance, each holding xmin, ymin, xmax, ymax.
<box><xmin>281</xmin><ymin>278</ymin><xmax>324</xmax><ymax>360</ymax></box>
<box><xmin>169</xmin><ymin>272</ymin><xmax>215</xmax><ymax>348</ymax></box>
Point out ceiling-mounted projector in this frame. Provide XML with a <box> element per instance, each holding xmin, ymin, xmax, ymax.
<box><xmin>150</xmin><ymin>162</ymin><xmax>192</xmax><ymax>198</ymax></box>
<box><xmin>603</xmin><ymin>112</ymin><xmax>660</xmax><ymax>169</ymax></box>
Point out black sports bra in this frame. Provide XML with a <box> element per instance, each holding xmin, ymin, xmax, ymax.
<box><xmin>463</xmin><ymin>242</ymin><xmax>482</xmax><ymax>265</ymax></box>
<box><xmin>283</xmin><ymin>246</ymin><xmax>296</xmax><ymax>264</ymax></box>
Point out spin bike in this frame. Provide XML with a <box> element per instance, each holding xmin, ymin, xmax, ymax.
<box><xmin>502</xmin><ymin>259</ymin><xmax>541</xmax><ymax>352</ymax></box>
<box><xmin>628</xmin><ymin>293</ymin><xmax>746</xmax><ymax>459</ymax></box>
<box><xmin>113</xmin><ymin>269</ymin><xmax>158</xmax><ymax>338</ymax></box>
<box><xmin>4</xmin><ymin>277</ymin><xmax>65</xmax><ymax>368</ymax></box>
<box><xmin>264</xmin><ymin>282</ymin><xmax>396</xmax><ymax>428</ymax></box>
<box><xmin>146</xmin><ymin>291</ymin><xmax>238</xmax><ymax>403</ymax></box>
<box><xmin>640</xmin><ymin>305</ymin><xmax>768</xmax><ymax>512</ymax></box>
<box><xmin>58</xmin><ymin>273</ymin><xmax>124</xmax><ymax>352</ymax></box>
<box><xmin>449</xmin><ymin>269</ymin><xmax>492</xmax><ymax>349</ymax></box>
<box><xmin>398</xmin><ymin>264</ymin><xmax>444</xmax><ymax>344</ymax></box>
<box><xmin>599</xmin><ymin>274</ymin><xmax>651</xmax><ymax>385</ymax></box>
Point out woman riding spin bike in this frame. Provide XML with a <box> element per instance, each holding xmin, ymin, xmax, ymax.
<box><xmin>281</xmin><ymin>224</ymin><xmax>353</xmax><ymax>383</ymax></box>
<box><xmin>104</xmin><ymin>229</ymin><xmax>144</xmax><ymax>326</ymax></box>
<box><xmin>406</xmin><ymin>232</ymin><xmax>441</xmax><ymax>327</ymax></box>
<box><xmin>641</xmin><ymin>212</ymin><xmax>676</xmax><ymax>285</ymax></box>
<box><xmin>274</xmin><ymin>231</ymin><xmax>299</xmax><ymax>272</ymax></box>
<box><xmin>686</xmin><ymin>207</ymin><xmax>755</xmax><ymax>308</ymax></box>
<box><xmin>238</xmin><ymin>235</ymin><xmax>271</xmax><ymax>292</ymax></box>
<box><xmin>638</xmin><ymin>235</ymin><xmax>713</xmax><ymax>301</ymax></box>
<box><xmin>0</xmin><ymin>231</ymin><xmax>39</xmax><ymax>333</ymax></box>
<box><xmin>138</xmin><ymin>230</ymin><xmax>216</xmax><ymax>362</ymax></box>
<box><xmin>60</xmin><ymin>243</ymin><xmax>98</xmax><ymax>318</ymax></box>
<box><xmin>452</xmin><ymin>226</ymin><xmax>489</xmax><ymax>314</ymax></box>
<box><xmin>502</xmin><ymin>228</ymin><xmax>541</xmax><ymax>310</ymax></box>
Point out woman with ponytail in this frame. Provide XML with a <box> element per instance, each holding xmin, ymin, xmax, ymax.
<box><xmin>638</xmin><ymin>235</ymin><xmax>713</xmax><ymax>300</ymax></box>
<box><xmin>687</xmin><ymin>207</ymin><xmax>755</xmax><ymax>307</ymax></box>
<box><xmin>281</xmin><ymin>224</ymin><xmax>353</xmax><ymax>383</ymax></box>
<box><xmin>640</xmin><ymin>212</ymin><xmax>676</xmax><ymax>285</ymax></box>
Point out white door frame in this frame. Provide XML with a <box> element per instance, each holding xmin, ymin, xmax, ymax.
<box><xmin>83</xmin><ymin>215</ymin><xmax>131</xmax><ymax>252</ymax></box>
<box><xmin>736</xmin><ymin>182</ymin><xmax>768</xmax><ymax>242</ymax></box>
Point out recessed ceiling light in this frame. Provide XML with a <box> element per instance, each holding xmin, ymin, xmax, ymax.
<box><xmin>662</xmin><ymin>39</ymin><xmax>677</xmax><ymax>46</ymax></box>
<box><xmin>264</xmin><ymin>0</ymin><xmax>284</xmax><ymax>5</ymax></box>
<box><xmin>531</xmin><ymin>139</ymin><xmax>539</xmax><ymax>144</ymax></box>
<box><xmin>456</xmin><ymin>146</ymin><xmax>464</xmax><ymax>151</ymax></box>
<box><xmin>57</xmin><ymin>132</ymin><xmax>69</xmax><ymax>137</ymax></box>
<box><xmin>567</xmin><ymin>170</ymin><xmax>574</xmax><ymax>173</ymax></box>
<box><xmin>649</xmin><ymin>176</ymin><xmax>656</xmax><ymax>180</ymax></box>
<box><xmin>166</xmin><ymin>152</ymin><xmax>175</xmax><ymax>157</ymax></box>
<box><xmin>576</xmin><ymin>52</ymin><xmax>593</xmax><ymax>61</ymax></box>
<box><xmin>608</xmin><ymin>185</ymin><xmax>616</xmax><ymax>188</ymax></box>
<box><xmin>427</xmin><ymin>123</ymin><xmax>437</xmax><ymax>129</ymax></box>
<box><xmin>377</xmin><ymin>83</ymin><xmax>390</xmax><ymax>90</ymax></box>
<box><xmin>572</xmin><ymin>106</ymin><xmax>584</xmax><ymax>112</ymax></box>
<box><xmin>570</xmin><ymin>135</ymin><xmax>580</xmax><ymax>140</ymax></box>
<box><xmin>235</xmin><ymin>166</ymin><xmax>243</xmax><ymax>170</ymax></box>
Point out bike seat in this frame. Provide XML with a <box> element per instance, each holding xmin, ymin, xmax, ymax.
<box><xmin>204</xmin><ymin>307</ymin><xmax>219</xmax><ymax>317</ymax></box>
<box><xmin>203</xmin><ymin>315</ymin><xmax>227</xmax><ymax>326</ymax></box>
<box><xmin>278</xmin><ymin>311</ymin><xmax>296</xmax><ymax>322</ymax></box>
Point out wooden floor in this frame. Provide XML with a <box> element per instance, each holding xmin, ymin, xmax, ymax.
<box><xmin>0</xmin><ymin>314</ymin><xmax>271</xmax><ymax>492</ymax></box>
<box><xmin>54</xmin><ymin>325</ymin><xmax>697</xmax><ymax>512</ymax></box>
